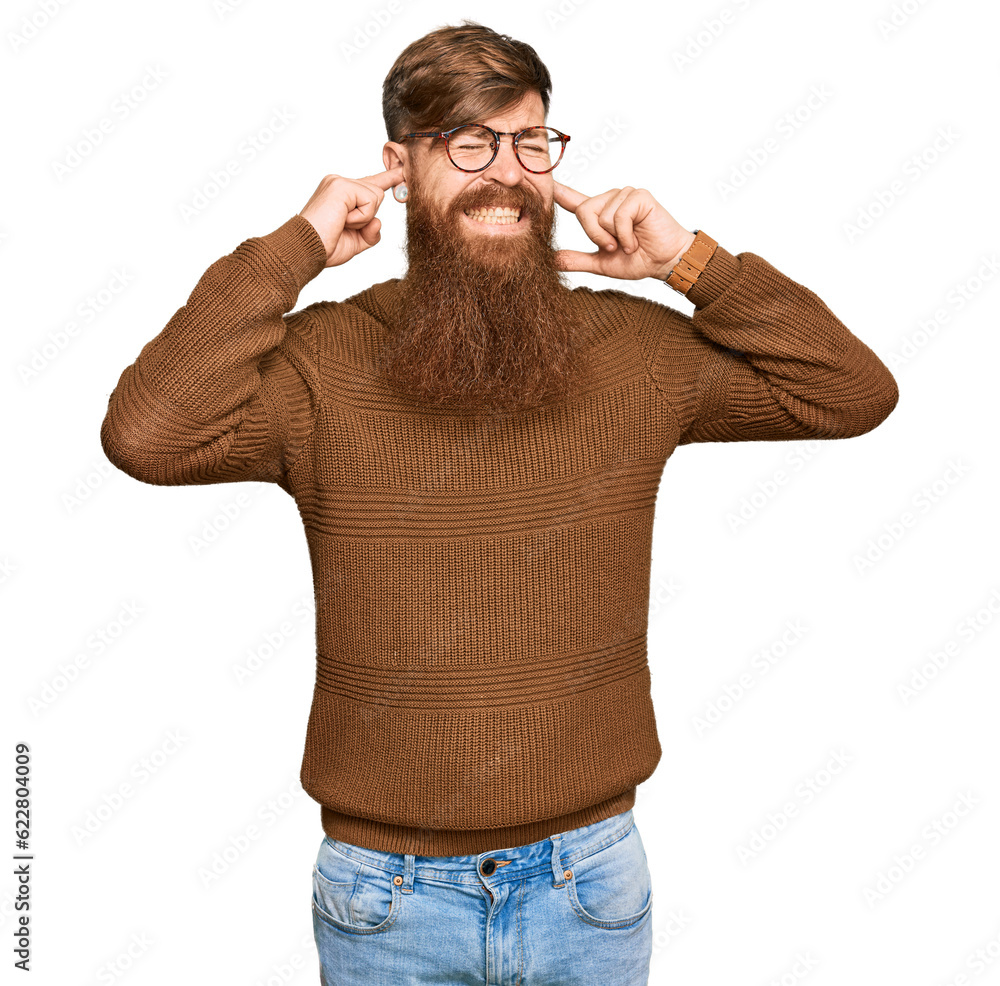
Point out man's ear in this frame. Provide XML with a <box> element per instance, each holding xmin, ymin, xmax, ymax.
<box><xmin>383</xmin><ymin>141</ymin><xmax>409</xmax><ymax>184</ymax></box>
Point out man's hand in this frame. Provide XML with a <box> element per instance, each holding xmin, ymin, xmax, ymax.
<box><xmin>552</xmin><ymin>181</ymin><xmax>696</xmax><ymax>281</ymax></box>
<box><xmin>298</xmin><ymin>166</ymin><xmax>404</xmax><ymax>268</ymax></box>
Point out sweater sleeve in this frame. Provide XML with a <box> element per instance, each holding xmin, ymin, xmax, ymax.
<box><xmin>100</xmin><ymin>213</ymin><xmax>329</xmax><ymax>487</ymax></box>
<box><xmin>637</xmin><ymin>243</ymin><xmax>899</xmax><ymax>444</ymax></box>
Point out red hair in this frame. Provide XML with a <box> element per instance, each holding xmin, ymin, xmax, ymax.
<box><xmin>382</xmin><ymin>21</ymin><xmax>553</xmax><ymax>143</ymax></box>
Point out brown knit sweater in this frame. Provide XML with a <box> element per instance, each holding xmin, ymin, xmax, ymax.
<box><xmin>100</xmin><ymin>213</ymin><xmax>898</xmax><ymax>855</ymax></box>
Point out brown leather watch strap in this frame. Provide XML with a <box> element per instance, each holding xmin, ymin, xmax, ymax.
<box><xmin>664</xmin><ymin>229</ymin><xmax>719</xmax><ymax>294</ymax></box>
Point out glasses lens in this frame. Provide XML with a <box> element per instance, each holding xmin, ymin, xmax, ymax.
<box><xmin>446</xmin><ymin>126</ymin><xmax>565</xmax><ymax>172</ymax></box>
<box><xmin>447</xmin><ymin>126</ymin><xmax>496</xmax><ymax>171</ymax></box>
<box><xmin>516</xmin><ymin>127</ymin><xmax>563</xmax><ymax>172</ymax></box>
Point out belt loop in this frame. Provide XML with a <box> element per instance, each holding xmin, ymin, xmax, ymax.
<box><xmin>400</xmin><ymin>853</ymin><xmax>415</xmax><ymax>894</ymax></box>
<box><xmin>549</xmin><ymin>832</ymin><xmax>566</xmax><ymax>888</ymax></box>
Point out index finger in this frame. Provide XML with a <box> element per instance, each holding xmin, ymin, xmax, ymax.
<box><xmin>359</xmin><ymin>166</ymin><xmax>405</xmax><ymax>191</ymax></box>
<box><xmin>553</xmin><ymin>180</ymin><xmax>588</xmax><ymax>213</ymax></box>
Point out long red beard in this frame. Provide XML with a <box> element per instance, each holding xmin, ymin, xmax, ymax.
<box><xmin>380</xmin><ymin>172</ymin><xmax>586</xmax><ymax>413</ymax></box>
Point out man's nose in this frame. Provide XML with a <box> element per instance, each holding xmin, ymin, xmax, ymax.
<box><xmin>482</xmin><ymin>136</ymin><xmax>524</xmax><ymax>184</ymax></box>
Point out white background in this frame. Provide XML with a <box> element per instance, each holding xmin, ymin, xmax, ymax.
<box><xmin>3</xmin><ymin>0</ymin><xmax>999</xmax><ymax>983</ymax></box>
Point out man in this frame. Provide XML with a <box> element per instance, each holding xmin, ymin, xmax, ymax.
<box><xmin>100</xmin><ymin>20</ymin><xmax>898</xmax><ymax>986</ymax></box>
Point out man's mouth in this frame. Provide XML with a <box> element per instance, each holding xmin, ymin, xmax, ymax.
<box><xmin>463</xmin><ymin>206</ymin><xmax>523</xmax><ymax>225</ymax></box>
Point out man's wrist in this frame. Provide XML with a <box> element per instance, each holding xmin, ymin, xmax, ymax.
<box><xmin>658</xmin><ymin>230</ymin><xmax>697</xmax><ymax>280</ymax></box>
<box><xmin>660</xmin><ymin>229</ymin><xmax>718</xmax><ymax>295</ymax></box>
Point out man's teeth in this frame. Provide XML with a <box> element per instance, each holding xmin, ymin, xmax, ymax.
<box><xmin>464</xmin><ymin>206</ymin><xmax>522</xmax><ymax>224</ymax></box>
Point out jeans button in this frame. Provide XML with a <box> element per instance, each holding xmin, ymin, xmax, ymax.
<box><xmin>480</xmin><ymin>858</ymin><xmax>497</xmax><ymax>876</ymax></box>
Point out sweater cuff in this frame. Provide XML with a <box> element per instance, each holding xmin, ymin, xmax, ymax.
<box><xmin>233</xmin><ymin>213</ymin><xmax>329</xmax><ymax>301</ymax></box>
<box><xmin>684</xmin><ymin>242</ymin><xmax>741</xmax><ymax>309</ymax></box>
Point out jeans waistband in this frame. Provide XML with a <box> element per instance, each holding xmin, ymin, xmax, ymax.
<box><xmin>323</xmin><ymin>807</ymin><xmax>635</xmax><ymax>891</ymax></box>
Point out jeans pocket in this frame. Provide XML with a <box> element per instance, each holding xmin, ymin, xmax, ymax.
<box><xmin>311</xmin><ymin>837</ymin><xmax>400</xmax><ymax>935</ymax></box>
<box><xmin>563</xmin><ymin>820</ymin><xmax>653</xmax><ymax>930</ymax></box>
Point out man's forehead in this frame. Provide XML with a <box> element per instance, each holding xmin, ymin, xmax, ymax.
<box><xmin>478</xmin><ymin>116</ymin><xmax>546</xmax><ymax>129</ymax></box>
<box><xmin>479</xmin><ymin>92</ymin><xmax>546</xmax><ymax>129</ymax></box>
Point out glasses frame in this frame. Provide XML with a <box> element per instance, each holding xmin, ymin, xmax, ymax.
<box><xmin>399</xmin><ymin>124</ymin><xmax>572</xmax><ymax>174</ymax></box>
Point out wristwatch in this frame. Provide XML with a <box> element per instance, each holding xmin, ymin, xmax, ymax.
<box><xmin>664</xmin><ymin>228</ymin><xmax>718</xmax><ymax>295</ymax></box>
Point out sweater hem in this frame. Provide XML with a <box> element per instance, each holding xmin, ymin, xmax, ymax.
<box><xmin>318</xmin><ymin>788</ymin><xmax>638</xmax><ymax>857</ymax></box>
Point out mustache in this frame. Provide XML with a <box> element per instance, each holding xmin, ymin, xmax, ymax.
<box><xmin>451</xmin><ymin>186</ymin><xmax>546</xmax><ymax>216</ymax></box>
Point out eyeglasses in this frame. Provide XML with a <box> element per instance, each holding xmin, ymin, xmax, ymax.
<box><xmin>399</xmin><ymin>124</ymin><xmax>571</xmax><ymax>174</ymax></box>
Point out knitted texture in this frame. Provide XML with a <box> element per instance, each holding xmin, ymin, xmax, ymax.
<box><xmin>100</xmin><ymin>214</ymin><xmax>899</xmax><ymax>855</ymax></box>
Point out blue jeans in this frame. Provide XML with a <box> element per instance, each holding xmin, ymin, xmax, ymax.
<box><xmin>311</xmin><ymin>807</ymin><xmax>653</xmax><ymax>985</ymax></box>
